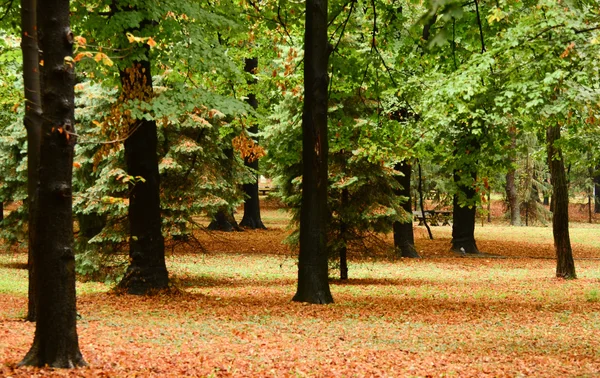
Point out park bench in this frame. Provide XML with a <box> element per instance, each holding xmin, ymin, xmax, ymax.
<box><xmin>413</xmin><ymin>210</ymin><xmax>452</xmax><ymax>226</ymax></box>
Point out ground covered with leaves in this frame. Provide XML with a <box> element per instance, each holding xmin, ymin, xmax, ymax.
<box><xmin>1</xmin><ymin>204</ymin><xmax>600</xmax><ymax>377</ymax></box>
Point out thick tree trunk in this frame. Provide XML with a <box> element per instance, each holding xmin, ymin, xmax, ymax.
<box><xmin>451</xmin><ymin>171</ymin><xmax>480</xmax><ymax>254</ymax></box>
<box><xmin>547</xmin><ymin>125</ymin><xmax>576</xmax><ymax>279</ymax></box>
<box><xmin>393</xmin><ymin>161</ymin><xmax>419</xmax><ymax>258</ymax></box>
<box><xmin>21</xmin><ymin>0</ymin><xmax>42</xmax><ymax>323</ymax></box>
<box><xmin>292</xmin><ymin>0</ymin><xmax>333</xmax><ymax>304</ymax></box>
<box><xmin>19</xmin><ymin>0</ymin><xmax>86</xmax><ymax>367</ymax></box>
<box><xmin>208</xmin><ymin>209</ymin><xmax>242</xmax><ymax>231</ymax></box>
<box><xmin>117</xmin><ymin>60</ymin><xmax>169</xmax><ymax>294</ymax></box>
<box><xmin>240</xmin><ymin>57</ymin><xmax>265</xmax><ymax>229</ymax></box>
<box><xmin>505</xmin><ymin>170</ymin><xmax>521</xmax><ymax>226</ymax></box>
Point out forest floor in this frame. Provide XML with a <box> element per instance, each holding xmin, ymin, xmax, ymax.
<box><xmin>1</xmin><ymin>199</ymin><xmax>600</xmax><ymax>377</ymax></box>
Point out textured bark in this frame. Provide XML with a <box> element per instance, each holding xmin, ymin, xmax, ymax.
<box><xmin>292</xmin><ymin>0</ymin><xmax>333</xmax><ymax>304</ymax></box>
<box><xmin>208</xmin><ymin>209</ymin><xmax>242</xmax><ymax>232</ymax></box>
<box><xmin>505</xmin><ymin>170</ymin><xmax>521</xmax><ymax>226</ymax></box>
<box><xmin>393</xmin><ymin>161</ymin><xmax>420</xmax><ymax>258</ymax></box>
<box><xmin>19</xmin><ymin>0</ymin><xmax>86</xmax><ymax>367</ymax></box>
<box><xmin>117</xmin><ymin>60</ymin><xmax>169</xmax><ymax>294</ymax></box>
<box><xmin>239</xmin><ymin>57</ymin><xmax>265</xmax><ymax>229</ymax></box>
<box><xmin>505</xmin><ymin>127</ymin><xmax>520</xmax><ymax>226</ymax></box>
<box><xmin>547</xmin><ymin>125</ymin><xmax>576</xmax><ymax>279</ymax></box>
<box><xmin>21</xmin><ymin>0</ymin><xmax>42</xmax><ymax>322</ymax></box>
<box><xmin>451</xmin><ymin>171</ymin><xmax>480</xmax><ymax>254</ymax></box>
<box><xmin>594</xmin><ymin>166</ymin><xmax>600</xmax><ymax>213</ymax></box>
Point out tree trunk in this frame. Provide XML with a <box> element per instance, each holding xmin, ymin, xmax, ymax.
<box><xmin>117</xmin><ymin>60</ymin><xmax>169</xmax><ymax>294</ymax></box>
<box><xmin>19</xmin><ymin>0</ymin><xmax>86</xmax><ymax>367</ymax></box>
<box><xmin>594</xmin><ymin>165</ymin><xmax>600</xmax><ymax>213</ymax></box>
<box><xmin>505</xmin><ymin>170</ymin><xmax>521</xmax><ymax>226</ymax></box>
<box><xmin>393</xmin><ymin>161</ymin><xmax>419</xmax><ymax>258</ymax></box>
<box><xmin>451</xmin><ymin>171</ymin><xmax>480</xmax><ymax>254</ymax></box>
<box><xmin>239</xmin><ymin>57</ymin><xmax>265</xmax><ymax>229</ymax></box>
<box><xmin>21</xmin><ymin>0</ymin><xmax>42</xmax><ymax>323</ymax></box>
<box><xmin>547</xmin><ymin>125</ymin><xmax>576</xmax><ymax>279</ymax></box>
<box><xmin>292</xmin><ymin>0</ymin><xmax>333</xmax><ymax>304</ymax></box>
<box><xmin>339</xmin><ymin>188</ymin><xmax>349</xmax><ymax>280</ymax></box>
<box><xmin>208</xmin><ymin>209</ymin><xmax>242</xmax><ymax>231</ymax></box>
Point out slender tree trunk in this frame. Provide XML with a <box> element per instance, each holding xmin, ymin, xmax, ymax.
<box><xmin>547</xmin><ymin>125</ymin><xmax>576</xmax><ymax>279</ymax></box>
<box><xmin>505</xmin><ymin>170</ymin><xmax>521</xmax><ymax>226</ymax></box>
<box><xmin>19</xmin><ymin>0</ymin><xmax>86</xmax><ymax>367</ymax></box>
<box><xmin>505</xmin><ymin>127</ymin><xmax>520</xmax><ymax>226</ymax></box>
<box><xmin>393</xmin><ymin>161</ymin><xmax>419</xmax><ymax>257</ymax></box>
<box><xmin>240</xmin><ymin>57</ymin><xmax>265</xmax><ymax>229</ymax></box>
<box><xmin>417</xmin><ymin>159</ymin><xmax>433</xmax><ymax>240</ymax></box>
<box><xmin>117</xmin><ymin>60</ymin><xmax>169</xmax><ymax>294</ymax></box>
<box><xmin>451</xmin><ymin>170</ymin><xmax>480</xmax><ymax>254</ymax></box>
<box><xmin>594</xmin><ymin>165</ymin><xmax>600</xmax><ymax>213</ymax></box>
<box><xmin>0</xmin><ymin>202</ymin><xmax>3</xmax><ymax>222</ymax></box>
<box><xmin>292</xmin><ymin>0</ymin><xmax>333</xmax><ymax>304</ymax></box>
<box><xmin>21</xmin><ymin>0</ymin><xmax>42</xmax><ymax>323</ymax></box>
<box><xmin>339</xmin><ymin>189</ymin><xmax>349</xmax><ymax>280</ymax></box>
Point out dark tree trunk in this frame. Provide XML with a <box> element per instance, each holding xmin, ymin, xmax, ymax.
<box><xmin>417</xmin><ymin>159</ymin><xmax>433</xmax><ymax>240</ymax></box>
<box><xmin>393</xmin><ymin>161</ymin><xmax>419</xmax><ymax>258</ymax></box>
<box><xmin>208</xmin><ymin>209</ymin><xmax>242</xmax><ymax>231</ymax></box>
<box><xmin>594</xmin><ymin>165</ymin><xmax>600</xmax><ymax>213</ymax></box>
<box><xmin>19</xmin><ymin>0</ymin><xmax>86</xmax><ymax>367</ymax></box>
<box><xmin>547</xmin><ymin>125</ymin><xmax>576</xmax><ymax>279</ymax></box>
<box><xmin>239</xmin><ymin>57</ymin><xmax>265</xmax><ymax>229</ymax></box>
<box><xmin>117</xmin><ymin>60</ymin><xmax>169</xmax><ymax>294</ymax></box>
<box><xmin>0</xmin><ymin>202</ymin><xmax>3</xmax><ymax>222</ymax></box>
<box><xmin>451</xmin><ymin>171</ymin><xmax>480</xmax><ymax>254</ymax></box>
<box><xmin>292</xmin><ymin>0</ymin><xmax>333</xmax><ymax>304</ymax></box>
<box><xmin>21</xmin><ymin>0</ymin><xmax>42</xmax><ymax>323</ymax></box>
<box><xmin>339</xmin><ymin>189</ymin><xmax>349</xmax><ymax>280</ymax></box>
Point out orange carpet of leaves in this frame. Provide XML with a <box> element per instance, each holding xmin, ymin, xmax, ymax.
<box><xmin>1</xmin><ymin>201</ymin><xmax>599</xmax><ymax>377</ymax></box>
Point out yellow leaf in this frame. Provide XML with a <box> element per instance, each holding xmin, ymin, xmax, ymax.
<box><xmin>102</xmin><ymin>54</ymin><xmax>114</xmax><ymax>67</ymax></box>
<box><xmin>147</xmin><ymin>37</ymin><xmax>157</xmax><ymax>48</ymax></box>
<box><xmin>126</xmin><ymin>32</ymin><xmax>136</xmax><ymax>43</ymax></box>
<box><xmin>74</xmin><ymin>36</ymin><xmax>87</xmax><ymax>46</ymax></box>
<box><xmin>94</xmin><ymin>52</ymin><xmax>103</xmax><ymax>62</ymax></box>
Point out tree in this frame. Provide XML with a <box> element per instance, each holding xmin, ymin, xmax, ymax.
<box><xmin>239</xmin><ymin>57</ymin><xmax>266</xmax><ymax>230</ymax></box>
<box><xmin>117</xmin><ymin>59</ymin><xmax>170</xmax><ymax>294</ymax></box>
<box><xmin>19</xmin><ymin>0</ymin><xmax>86</xmax><ymax>367</ymax></box>
<box><xmin>292</xmin><ymin>0</ymin><xmax>333</xmax><ymax>304</ymax></box>
<box><xmin>547</xmin><ymin>124</ymin><xmax>576</xmax><ymax>279</ymax></box>
<box><xmin>20</xmin><ymin>0</ymin><xmax>42</xmax><ymax>322</ymax></box>
<box><xmin>393</xmin><ymin>161</ymin><xmax>419</xmax><ymax>257</ymax></box>
<box><xmin>505</xmin><ymin>126</ymin><xmax>521</xmax><ymax>226</ymax></box>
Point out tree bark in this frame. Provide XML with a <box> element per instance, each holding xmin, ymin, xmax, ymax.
<box><xmin>21</xmin><ymin>0</ymin><xmax>42</xmax><ymax>323</ymax></box>
<box><xmin>19</xmin><ymin>0</ymin><xmax>86</xmax><ymax>367</ymax></box>
<box><xmin>505</xmin><ymin>170</ymin><xmax>521</xmax><ymax>226</ymax></box>
<box><xmin>451</xmin><ymin>170</ymin><xmax>480</xmax><ymax>254</ymax></box>
<box><xmin>505</xmin><ymin>127</ymin><xmax>520</xmax><ymax>226</ymax></box>
<box><xmin>117</xmin><ymin>59</ymin><xmax>169</xmax><ymax>294</ymax></box>
<box><xmin>547</xmin><ymin>125</ymin><xmax>576</xmax><ymax>279</ymax></box>
<box><xmin>292</xmin><ymin>0</ymin><xmax>333</xmax><ymax>304</ymax></box>
<box><xmin>594</xmin><ymin>165</ymin><xmax>600</xmax><ymax>213</ymax></box>
<box><xmin>339</xmin><ymin>189</ymin><xmax>349</xmax><ymax>280</ymax></box>
<box><xmin>393</xmin><ymin>161</ymin><xmax>420</xmax><ymax>258</ymax></box>
<box><xmin>208</xmin><ymin>209</ymin><xmax>242</xmax><ymax>231</ymax></box>
<box><xmin>239</xmin><ymin>57</ymin><xmax>265</xmax><ymax>229</ymax></box>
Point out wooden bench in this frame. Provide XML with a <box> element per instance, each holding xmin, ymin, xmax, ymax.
<box><xmin>413</xmin><ymin>210</ymin><xmax>452</xmax><ymax>226</ymax></box>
